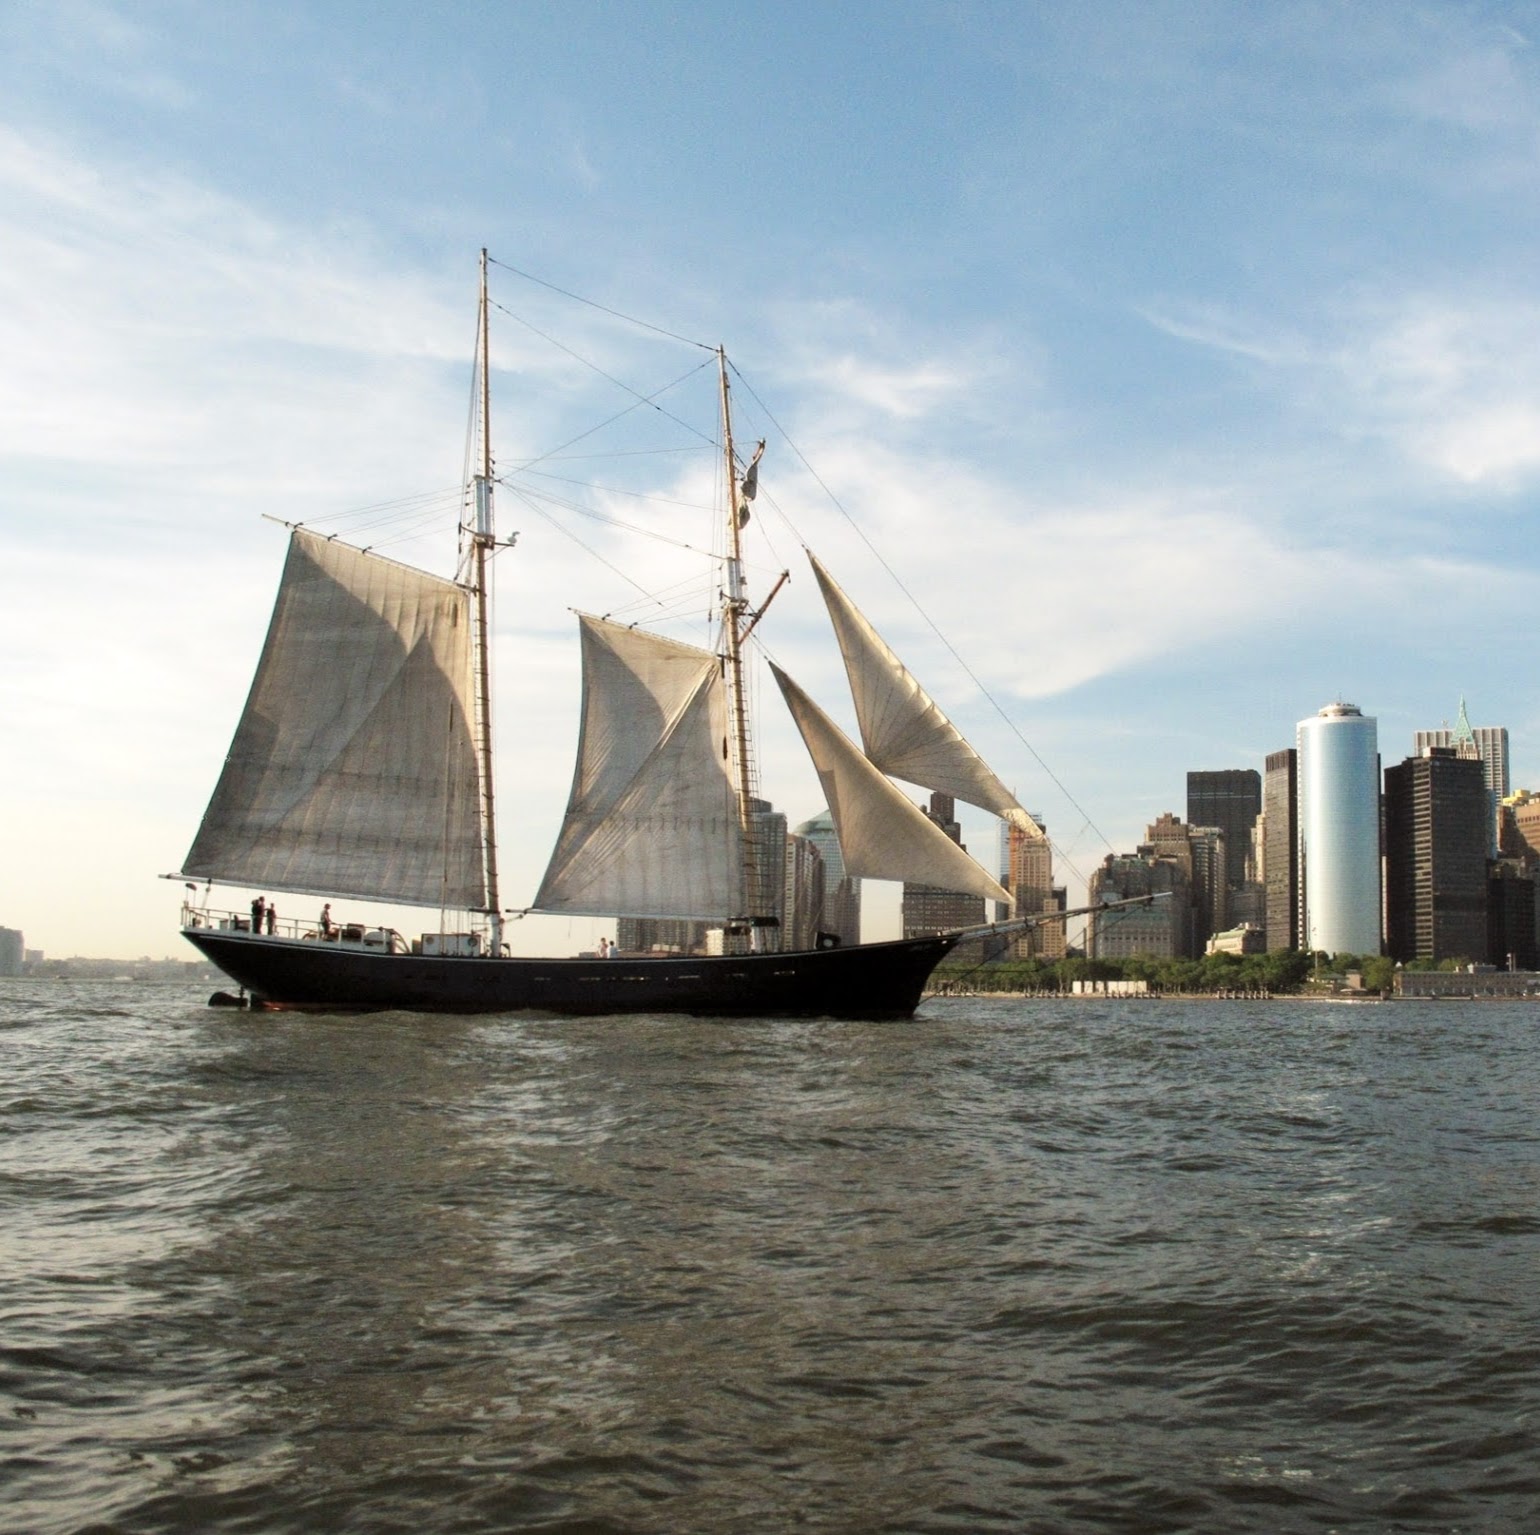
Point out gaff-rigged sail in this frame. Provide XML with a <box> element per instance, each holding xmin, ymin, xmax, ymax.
<box><xmin>808</xmin><ymin>552</ymin><xmax>1042</xmax><ymax>838</ymax></box>
<box><xmin>181</xmin><ymin>530</ymin><xmax>486</xmax><ymax>907</ymax></box>
<box><xmin>532</xmin><ymin>615</ymin><xmax>744</xmax><ymax>918</ymax></box>
<box><xmin>771</xmin><ymin>663</ymin><xmax>1010</xmax><ymax>906</ymax></box>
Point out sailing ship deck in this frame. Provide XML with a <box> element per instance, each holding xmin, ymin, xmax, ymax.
<box><xmin>183</xmin><ymin>926</ymin><xmax>960</xmax><ymax>1019</ymax></box>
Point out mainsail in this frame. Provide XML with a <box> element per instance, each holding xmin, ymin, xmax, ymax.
<box><xmin>771</xmin><ymin>663</ymin><xmax>1010</xmax><ymax>906</ymax></box>
<box><xmin>808</xmin><ymin>553</ymin><xmax>1041</xmax><ymax>838</ymax></box>
<box><xmin>181</xmin><ymin>529</ymin><xmax>486</xmax><ymax>907</ymax></box>
<box><xmin>532</xmin><ymin>615</ymin><xmax>744</xmax><ymax>918</ymax></box>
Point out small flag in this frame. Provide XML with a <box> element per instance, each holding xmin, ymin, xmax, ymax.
<box><xmin>737</xmin><ymin>440</ymin><xmax>765</xmax><ymax>527</ymax></box>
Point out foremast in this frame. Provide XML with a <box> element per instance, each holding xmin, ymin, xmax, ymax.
<box><xmin>466</xmin><ymin>248</ymin><xmax>502</xmax><ymax>953</ymax></box>
<box><xmin>717</xmin><ymin>349</ymin><xmax>763</xmax><ymax>950</ymax></box>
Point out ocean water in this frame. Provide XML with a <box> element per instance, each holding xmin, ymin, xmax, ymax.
<box><xmin>3</xmin><ymin>981</ymin><xmax>1539</xmax><ymax>1534</ymax></box>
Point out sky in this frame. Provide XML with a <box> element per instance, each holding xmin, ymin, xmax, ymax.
<box><xmin>6</xmin><ymin>0</ymin><xmax>1540</xmax><ymax>961</ymax></box>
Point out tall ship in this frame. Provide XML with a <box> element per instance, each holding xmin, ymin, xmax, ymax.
<box><xmin>176</xmin><ymin>253</ymin><xmax>1077</xmax><ymax>1018</ymax></box>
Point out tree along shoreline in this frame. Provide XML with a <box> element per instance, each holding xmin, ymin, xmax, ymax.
<box><xmin>930</xmin><ymin>950</ymin><xmax>1425</xmax><ymax>997</ymax></box>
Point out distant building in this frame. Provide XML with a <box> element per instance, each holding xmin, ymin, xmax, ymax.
<box><xmin>1297</xmin><ymin>702</ymin><xmax>1381</xmax><ymax>956</ymax></box>
<box><xmin>1505</xmin><ymin>792</ymin><xmax>1540</xmax><ymax>862</ymax></box>
<box><xmin>901</xmin><ymin>792</ymin><xmax>986</xmax><ymax>936</ymax></box>
<box><xmin>1141</xmin><ymin>812</ymin><xmax>1223</xmax><ymax>957</ymax></box>
<box><xmin>1007</xmin><ymin>815</ymin><xmax>1063</xmax><ymax>959</ymax></box>
<box><xmin>793</xmin><ymin>809</ymin><xmax>862</xmax><ymax>946</ymax></box>
<box><xmin>1206</xmin><ymin>923</ymin><xmax>1266</xmax><ymax>956</ymax></box>
<box><xmin>1087</xmin><ymin>853</ymin><xmax>1190</xmax><ymax>959</ymax></box>
<box><xmin>1187</xmin><ymin>769</ymin><xmax>1261</xmax><ymax>891</ymax></box>
<box><xmin>783</xmin><ymin>834</ymin><xmax>825</xmax><ymax>952</ymax></box>
<box><xmin>748</xmin><ymin>797</ymin><xmax>788</xmax><ymax>946</ymax></box>
<box><xmin>1415</xmin><ymin>699</ymin><xmax>1509</xmax><ymax>797</ymax></box>
<box><xmin>1263</xmin><ymin>748</ymin><xmax>1299</xmax><ymax>951</ymax></box>
<box><xmin>1384</xmin><ymin>749</ymin><xmax>1489</xmax><ymax>965</ymax></box>
<box><xmin>616</xmin><ymin>917</ymin><xmax>707</xmax><ymax>954</ymax></box>
<box><xmin>1488</xmin><ymin>862</ymin><xmax>1537</xmax><ymax>971</ymax></box>
<box><xmin>0</xmin><ymin>926</ymin><xmax>21</xmax><ymax>977</ymax></box>
<box><xmin>1416</xmin><ymin>700</ymin><xmax>1508</xmax><ymax>854</ymax></box>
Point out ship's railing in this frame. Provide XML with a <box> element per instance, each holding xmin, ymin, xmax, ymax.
<box><xmin>181</xmin><ymin>903</ymin><xmax>407</xmax><ymax>953</ymax></box>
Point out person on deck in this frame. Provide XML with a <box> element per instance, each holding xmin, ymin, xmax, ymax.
<box><xmin>320</xmin><ymin>903</ymin><xmax>334</xmax><ymax>938</ymax></box>
<box><xmin>251</xmin><ymin>896</ymin><xmax>265</xmax><ymax>932</ymax></box>
<box><xmin>265</xmin><ymin>903</ymin><xmax>277</xmax><ymax>935</ymax></box>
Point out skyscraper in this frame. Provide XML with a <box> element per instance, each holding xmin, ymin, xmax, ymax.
<box><xmin>1087</xmin><ymin>853</ymin><xmax>1191</xmax><ymax>959</ymax></box>
<box><xmin>901</xmin><ymin>792</ymin><xmax>986</xmax><ymax>935</ymax></box>
<box><xmin>1414</xmin><ymin>699</ymin><xmax>1509</xmax><ymax>799</ymax></box>
<box><xmin>1297</xmin><ymin>702</ymin><xmax>1381</xmax><ymax>957</ymax></box>
<box><xmin>792</xmin><ymin>809</ymin><xmax>862</xmax><ymax>946</ymax></box>
<box><xmin>1262</xmin><ymin>748</ymin><xmax>1299</xmax><ymax>951</ymax></box>
<box><xmin>1141</xmin><ymin>812</ymin><xmax>1223</xmax><ymax>957</ymax></box>
<box><xmin>1007</xmin><ymin>814</ymin><xmax>1063</xmax><ymax>959</ymax></box>
<box><xmin>1186</xmin><ymin>769</ymin><xmax>1261</xmax><ymax>890</ymax></box>
<box><xmin>1415</xmin><ymin>700</ymin><xmax>1509</xmax><ymax>854</ymax></box>
<box><xmin>1384</xmin><ymin>749</ymin><xmax>1489</xmax><ymax>964</ymax></box>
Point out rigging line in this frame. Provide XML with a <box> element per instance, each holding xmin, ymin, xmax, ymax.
<box><xmin>490</xmin><ymin>300</ymin><xmax>718</xmax><ymax>454</ymax></box>
<box><xmin>727</xmin><ymin>359</ymin><xmax>1118</xmax><ymax>862</ymax></box>
<box><xmin>510</xmin><ymin>466</ymin><xmax>713</xmax><ymax>513</ymax></box>
<box><xmin>495</xmin><ymin>347</ymin><xmax>717</xmax><ymax>477</ymax></box>
<box><xmin>496</xmin><ymin>479</ymin><xmax>716</xmax><ymax>557</ymax></box>
<box><xmin>488</xmin><ymin>255</ymin><xmax>715</xmax><ymax>352</ymax></box>
<box><xmin>504</xmin><ymin>487</ymin><xmax>685</xmax><ymax>614</ymax></box>
<box><xmin>502</xmin><ymin>479</ymin><xmax>784</xmax><ymax>584</ymax></box>
<box><xmin>534</xmin><ymin>445</ymin><xmax>710</xmax><ymax>462</ymax></box>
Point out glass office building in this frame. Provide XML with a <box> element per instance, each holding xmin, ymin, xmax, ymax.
<box><xmin>1297</xmin><ymin>702</ymin><xmax>1381</xmax><ymax>956</ymax></box>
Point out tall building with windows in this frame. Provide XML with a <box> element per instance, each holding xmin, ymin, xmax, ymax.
<box><xmin>1384</xmin><ymin>749</ymin><xmax>1489</xmax><ymax>964</ymax></box>
<box><xmin>1087</xmin><ymin>853</ymin><xmax>1191</xmax><ymax>959</ymax></box>
<box><xmin>0</xmin><ymin>926</ymin><xmax>22</xmax><ymax>977</ymax></box>
<box><xmin>1414</xmin><ymin>699</ymin><xmax>1509</xmax><ymax>799</ymax></box>
<box><xmin>1263</xmin><ymin>749</ymin><xmax>1299</xmax><ymax>951</ymax></box>
<box><xmin>747</xmin><ymin>797</ymin><xmax>788</xmax><ymax>944</ymax></box>
<box><xmin>616</xmin><ymin>917</ymin><xmax>707</xmax><ymax>954</ymax></box>
<box><xmin>1297</xmin><ymin>702</ymin><xmax>1381</xmax><ymax>956</ymax></box>
<box><xmin>1006</xmin><ymin>814</ymin><xmax>1063</xmax><ymax>959</ymax></box>
<box><xmin>1141</xmin><ymin>812</ymin><xmax>1224</xmax><ymax>957</ymax></box>
<box><xmin>901</xmin><ymin>792</ymin><xmax>986</xmax><ymax>935</ymax></box>
<box><xmin>1186</xmin><ymin>769</ymin><xmax>1261</xmax><ymax>891</ymax></box>
<box><xmin>783</xmin><ymin>834</ymin><xmax>825</xmax><ymax>952</ymax></box>
<box><xmin>792</xmin><ymin>809</ymin><xmax>861</xmax><ymax>946</ymax></box>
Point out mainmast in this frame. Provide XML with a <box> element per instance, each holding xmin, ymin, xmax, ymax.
<box><xmin>471</xmin><ymin>248</ymin><xmax>503</xmax><ymax>952</ymax></box>
<box><xmin>718</xmin><ymin>348</ymin><xmax>760</xmax><ymax>944</ymax></box>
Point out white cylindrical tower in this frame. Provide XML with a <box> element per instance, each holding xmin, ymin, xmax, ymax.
<box><xmin>1297</xmin><ymin>701</ymin><xmax>1381</xmax><ymax>956</ymax></box>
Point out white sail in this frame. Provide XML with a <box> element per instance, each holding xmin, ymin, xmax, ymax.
<box><xmin>771</xmin><ymin>663</ymin><xmax>1010</xmax><ymax>906</ymax></box>
<box><xmin>809</xmin><ymin>553</ymin><xmax>1041</xmax><ymax>838</ymax></box>
<box><xmin>532</xmin><ymin>616</ymin><xmax>743</xmax><ymax>918</ymax></box>
<box><xmin>182</xmin><ymin>530</ymin><xmax>485</xmax><ymax>907</ymax></box>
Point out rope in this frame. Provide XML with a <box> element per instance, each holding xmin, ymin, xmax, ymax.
<box><xmin>488</xmin><ymin>255</ymin><xmax>715</xmax><ymax>352</ymax></box>
<box><xmin>727</xmin><ymin>360</ymin><xmax>1117</xmax><ymax>874</ymax></box>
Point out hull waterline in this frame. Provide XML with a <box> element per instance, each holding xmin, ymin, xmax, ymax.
<box><xmin>182</xmin><ymin>929</ymin><xmax>961</xmax><ymax>1020</ymax></box>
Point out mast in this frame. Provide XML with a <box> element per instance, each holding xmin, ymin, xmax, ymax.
<box><xmin>472</xmin><ymin>248</ymin><xmax>502</xmax><ymax>952</ymax></box>
<box><xmin>718</xmin><ymin>348</ymin><xmax>759</xmax><ymax>942</ymax></box>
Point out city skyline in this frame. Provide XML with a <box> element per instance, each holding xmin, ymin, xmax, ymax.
<box><xmin>7</xmin><ymin>5</ymin><xmax>1540</xmax><ymax>959</ymax></box>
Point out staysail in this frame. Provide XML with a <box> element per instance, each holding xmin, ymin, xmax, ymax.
<box><xmin>532</xmin><ymin>615</ymin><xmax>743</xmax><ymax>918</ymax></box>
<box><xmin>771</xmin><ymin>663</ymin><xmax>1010</xmax><ymax>905</ymax></box>
<box><xmin>808</xmin><ymin>553</ymin><xmax>1041</xmax><ymax>838</ymax></box>
<box><xmin>181</xmin><ymin>529</ymin><xmax>486</xmax><ymax>907</ymax></box>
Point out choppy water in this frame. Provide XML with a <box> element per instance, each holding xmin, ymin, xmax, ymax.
<box><xmin>4</xmin><ymin>982</ymin><xmax>1540</xmax><ymax>1533</ymax></box>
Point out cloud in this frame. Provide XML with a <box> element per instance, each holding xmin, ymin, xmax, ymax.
<box><xmin>1331</xmin><ymin>296</ymin><xmax>1540</xmax><ymax>486</ymax></box>
<box><xmin>1138</xmin><ymin>303</ymin><xmax>1311</xmax><ymax>367</ymax></box>
<box><xmin>1142</xmin><ymin>281</ymin><xmax>1540</xmax><ymax>493</ymax></box>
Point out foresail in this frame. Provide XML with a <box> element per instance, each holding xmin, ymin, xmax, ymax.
<box><xmin>181</xmin><ymin>530</ymin><xmax>485</xmax><ymax>907</ymax></box>
<box><xmin>809</xmin><ymin>553</ymin><xmax>1041</xmax><ymax>838</ymax></box>
<box><xmin>771</xmin><ymin>663</ymin><xmax>1010</xmax><ymax>906</ymax></box>
<box><xmin>532</xmin><ymin>616</ymin><xmax>743</xmax><ymax>918</ymax></box>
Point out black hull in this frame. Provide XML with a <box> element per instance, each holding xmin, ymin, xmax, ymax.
<box><xmin>181</xmin><ymin>929</ymin><xmax>961</xmax><ymax>1020</ymax></box>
